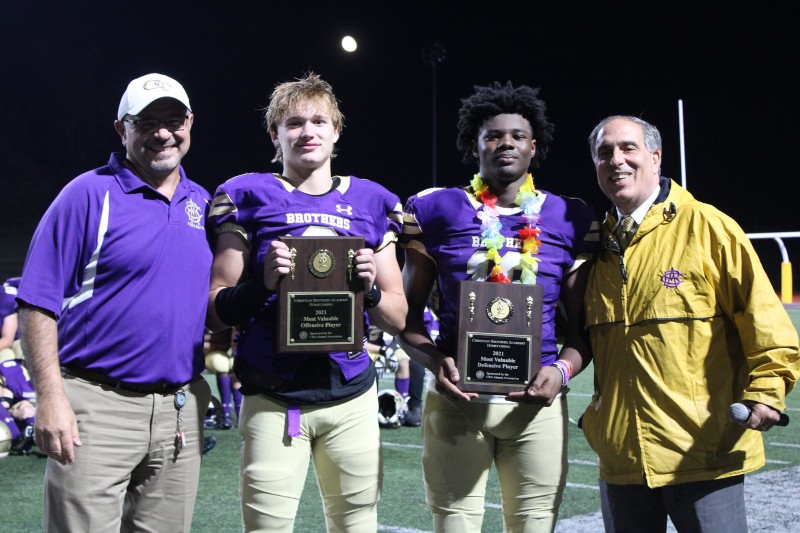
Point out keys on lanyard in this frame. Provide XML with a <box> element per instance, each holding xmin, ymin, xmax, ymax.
<box><xmin>175</xmin><ymin>389</ymin><xmax>187</xmax><ymax>451</ymax></box>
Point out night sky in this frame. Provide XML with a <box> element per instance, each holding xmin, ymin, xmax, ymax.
<box><xmin>2</xmin><ymin>2</ymin><xmax>798</xmax><ymax>286</ymax></box>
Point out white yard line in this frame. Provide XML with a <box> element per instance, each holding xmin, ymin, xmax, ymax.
<box><xmin>378</xmin><ymin>527</ymin><xmax>431</xmax><ymax>533</ymax></box>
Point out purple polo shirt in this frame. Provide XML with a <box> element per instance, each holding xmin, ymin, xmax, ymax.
<box><xmin>17</xmin><ymin>153</ymin><xmax>212</xmax><ymax>385</ymax></box>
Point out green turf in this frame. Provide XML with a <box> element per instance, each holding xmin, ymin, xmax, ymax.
<box><xmin>3</xmin><ymin>307</ymin><xmax>800</xmax><ymax>532</ymax></box>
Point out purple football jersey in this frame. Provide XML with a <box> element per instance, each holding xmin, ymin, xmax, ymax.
<box><xmin>423</xmin><ymin>307</ymin><xmax>440</xmax><ymax>341</ymax></box>
<box><xmin>0</xmin><ymin>360</ymin><xmax>35</xmax><ymax>403</ymax></box>
<box><xmin>0</xmin><ymin>284</ymin><xmax>16</xmax><ymax>324</ymax></box>
<box><xmin>16</xmin><ymin>153</ymin><xmax>212</xmax><ymax>385</ymax></box>
<box><xmin>402</xmin><ymin>185</ymin><xmax>598</xmax><ymax>364</ymax></box>
<box><xmin>0</xmin><ymin>402</ymin><xmax>20</xmax><ymax>440</ymax></box>
<box><xmin>208</xmin><ymin>173</ymin><xmax>402</xmax><ymax>400</ymax></box>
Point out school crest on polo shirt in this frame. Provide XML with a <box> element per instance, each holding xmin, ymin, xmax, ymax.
<box><xmin>185</xmin><ymin>199</ymin><xmax>204</xmax><ymax>229</ymax></box>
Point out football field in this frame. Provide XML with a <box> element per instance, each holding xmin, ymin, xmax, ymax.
<box><xmin>3</xmin><ymin>308</ymin><xmax>799</xmax><ymax>532</ymax></box>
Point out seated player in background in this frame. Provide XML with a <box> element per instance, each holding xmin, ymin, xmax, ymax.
<box><xmin>0</xmin><ymin>277</ymin><xmax>36</xmax><ymax>455</ymax></box>
<box><xmin>370</xmin><ymin>296</ymin><xmax>439</xmax><ymax>428</ymax></box>
<box><xmin>0</xmin><ymin>358</ymin><xmax>36</xmax><ymax>455</ymax></box>
<box><xmin>0</xmin><ymin>278</ymin><xmax>22</xmax><ymax>363</ymax></box>
<box><xmin>1</xmin><ymin>406</ymin><xmax>15</xmax><ymax>459</ymax></box>
<box><xmin>203</xmin><ymin>327</ymin><xmax>241</xmax><ymax>429</ymax></box>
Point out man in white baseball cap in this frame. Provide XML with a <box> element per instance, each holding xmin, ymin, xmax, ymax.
<box><xmin>17</xmin><ymin>71</ymin><xmax>211</xmax><ymax>532</ymax></box>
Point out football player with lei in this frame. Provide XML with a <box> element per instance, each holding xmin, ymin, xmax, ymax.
<box><xmin>206</xmin><ymin>72</ymin><xmax>406</xmax><ymax>532</ymax></box>
<box><xmin>399</xmin><ymin>81</ymin><xmax>599</xmax><ymax>532</ymax></box>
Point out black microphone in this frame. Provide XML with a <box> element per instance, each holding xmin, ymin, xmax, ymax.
<box><xmin>729</xmin><ymin>403</ymin><xmax>790</xmax><ymax>427</ymax></box>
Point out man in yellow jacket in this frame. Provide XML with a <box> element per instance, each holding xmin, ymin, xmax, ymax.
<box><xmin>582</xmin><ymin>115</ymin><xmax>799</xmax><ymax>532</ymax></box>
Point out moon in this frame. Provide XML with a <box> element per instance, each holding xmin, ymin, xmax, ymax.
<box><xmin>341</xmin><ymin>35</ymin><xmax>357</xmax><ymax>52</ymax></box>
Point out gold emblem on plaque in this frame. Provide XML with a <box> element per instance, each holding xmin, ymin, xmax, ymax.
<box><xmin>309</xmin><ymin>249</ymin><xmax>335</xmax><ymax>278</ymax></box>
<box><xmin>487</xmin><ymin>297</ymin><xmax>513</xmax><ymax>324</ymax></box>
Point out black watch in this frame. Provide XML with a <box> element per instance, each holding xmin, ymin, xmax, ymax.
<box><xmin>364</xmin><ymin>283</ymin><xmax>382</xmax><ymax>309</ymax></box>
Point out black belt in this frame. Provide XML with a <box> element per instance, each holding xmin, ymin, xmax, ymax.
<box><xmin>62</xmin><ymin>366</ymin><xmax>187</xmax><ymax>395</ymax></box>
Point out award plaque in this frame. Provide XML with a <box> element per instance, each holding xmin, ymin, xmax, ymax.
<box><xmin>456</xmin><ymin>280</ymin><xmax>543</xmax><ymax>394</ymax></box>
<box><xmin>278</xmin><ymin>236</ymin><xmax>365</xmax><ymax>353</ymax></box>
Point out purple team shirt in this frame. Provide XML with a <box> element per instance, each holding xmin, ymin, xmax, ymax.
<box><xmin>0</xmin><ymin>360</ymin><xmax>35</xmax><ymax>403</ymax></box>
<box><xmin>208</xmin><ymin>172</ymin><xmax>402</xmax><ymax>385</ymax></box>
<box><xmin>0</xmin><ymin>284</ymin><xmax>16</xmax><ymax>327</ymax></box>
<box><xmin>0</xmin><ymin>403</ymin><xmax>20</xmax><ymax>440</ymax></box>
<box><xmin>423</xmin><ymin>306</ymin><xmax>440</xmax><ymax>340</ymax></box>
<box><xmin>402</xmin><ymin>185</ymin><xmax>598</xmax><ymax>365</ymax></box>
<box><xmin>16</xmin><ymin>153</ymin><xmax>212</xmax><ymax>385</ymax></box>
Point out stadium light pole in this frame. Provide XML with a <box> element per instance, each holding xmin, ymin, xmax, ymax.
<box><xmin>422</xmin><ymin>43</ymin><xmax>447</xmax><ymax>187</ymax></box>
<box><xmin>678</xmin><ymin>99</ymin><xmax>687</xmax><ymax>189</ymax></box>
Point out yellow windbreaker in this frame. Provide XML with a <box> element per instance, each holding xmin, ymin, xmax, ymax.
<box><xmin>582</xmin><ymin>179</ymin><xmax>799</xmax><ymax>488</ymax></box>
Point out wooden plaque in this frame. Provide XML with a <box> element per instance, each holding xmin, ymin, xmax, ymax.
<box><xmin>456</xmin><ymin>280</ymin><xmax>543</xmax><ymax>394</ymax></box>
<box><xmin>278</xmin><ymin>236</ymin><xmax>365</xmax><ymax>353</ymax></box>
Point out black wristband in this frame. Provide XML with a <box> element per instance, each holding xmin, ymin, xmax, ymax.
<box><xmin>364</xmin><ymin>283</ymin><xmax>382</xmax><ymax>309</ymax></box>
<box><xmin>214</xmin><ymin>278</ymin><xmax>274</xmax><ymax>326</ymax></box>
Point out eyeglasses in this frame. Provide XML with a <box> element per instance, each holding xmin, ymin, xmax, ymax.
<box><xmin>122</xmin><ymin>114</ymin><xmax>190</xmax><ymax>134</ymax></box>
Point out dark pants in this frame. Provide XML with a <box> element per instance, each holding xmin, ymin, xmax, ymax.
<box><xmin>600</xmin><ymin>475</ymin><xmax>747</xmax><ymax>533</ymax></box>
<box><xmin>406</xmin><ymin>358</ymin><xmax>426</xmax><ymax>409</ymax></box>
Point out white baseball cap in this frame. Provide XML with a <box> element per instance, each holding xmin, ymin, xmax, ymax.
<box><xmin>117</xmin><ymin>73</ymin><xmax>192</xmax><ymax>120</ymax></box>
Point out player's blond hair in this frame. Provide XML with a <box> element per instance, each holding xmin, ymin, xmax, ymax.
<box><xmin>263</xmin><ymin>72</ymin><xmax>345</xmax><ymax>163</ymax></box>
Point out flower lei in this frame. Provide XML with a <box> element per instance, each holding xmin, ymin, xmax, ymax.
<box><xmin>470</xmin><ymin>173</ymin><xmax>543</xmax><ymax>284</ymax></box>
